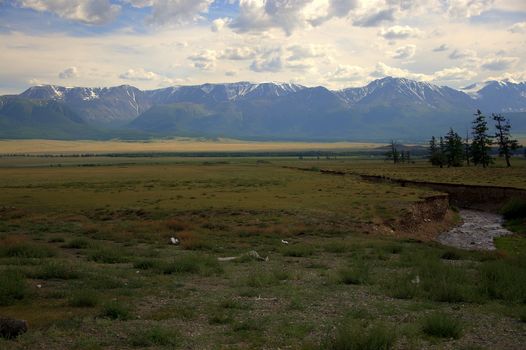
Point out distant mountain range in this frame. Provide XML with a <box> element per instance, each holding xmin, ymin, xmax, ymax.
<box><xmin>1</xmin><ymin>77</ymin><xmax>525</xmax><ymax>141</ymax></box>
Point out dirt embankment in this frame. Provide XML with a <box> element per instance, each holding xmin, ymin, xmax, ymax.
<box><xmin>358</xmin><ymin>174</ymin><xmax>526</xmax><ymax>212</ymax></box>
<box><xmin>386</xmin><ymin>194</ymin><xmax>456</xmax><ymax>240</ymax></box>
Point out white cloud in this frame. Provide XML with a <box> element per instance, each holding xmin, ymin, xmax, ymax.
<box><xmin>225</xmin><ymin>70</ymin><xmax>237</xmax><ymax>77</ymax></box>
<box><xmin>371</xmin><ymin>62</ymin><xmax>430</xmax><ymax>81</ymax></box>
<box><xmin>445</xmin><ymin>0</ymin><xmax>494</xmax><ymax>18</ymax></box>
<box><xmin>433</xmin><ymin>44</ymin><xmax>448</xmax><ymax>52</ymax></box>
<box><xmin>379</xmin><ymin>25</ymin><xmax>422</xmax><ymax>40</ymax></box>
<box><xmin>230</xmin><ymin>0</ymin><xmax>358</xmax><ymax>35</ymax></box>
<box><xmin>287</xmin><ymin>44</ymin><xmax>327</xmax><ymax>61</ymax></box>
<box><xmin>487</xmin><ymin>70</ymin><xmax>526</xmax><ymax>82</ymax></box>
<box><xmin>211</xmin><ymin>17</ymin><xmax>231</xmax><ymax>32</ymax></box>
<box><xmin>508</xmin><ymin>22</ymin><xmax>526</xmax><ymax>34</ymax></box>
<box><xmin>448</xmin><ymin>48</ymin><xmax>477</xmax><ymax>60</ymax></box>
<box><xmin>250</xmin><ymin>49</ymin><xmax>283</xmax><ymax>72</ymax></box>
<box><xmin>17</xmin><ymin>0</ymin><xmax>121</xmax><ymax>25</ymax></box>
<box><xmin>145</xmin><ymin>0</ymin><xmax>214</xmax><ymax>26</ymax></box>
<box><xmin>188</xmin><ymin>50</ymin><xmax>217</xmax><ymax>70</ymax></box>
<box><xmin>432</xmin><ymin>67</ymin><xmax>476</xmax><ymax>81</ymax></box>
<box><xmin>353</xmin><ymin>8</ymin><xmax>396</xmax><ymax>27</ymax></box>
<box><xmin>325</xmin><ymin>64</ymin><xmax>367</xmax><ymax>82</ymax></box>
<box><xmin>219</xmin><ymin>47</ymin><xmax>257</xmax><ymax>60</ymax></box>
<box><xmin>392</xmin><ymin>44</ymin><xmax>416</xmax><ymax>59</ymax></box>
<box><xmin>58</xmin><ymin>67</ymin><xmax>79</xmax><ymax>79</ymax></box>
<box><xmin>119</xmin><ymin>68</ymin><xmax>160</xmax><ymax>81</ymax></box>
<box><xmin>481</xmin><ymin>56</ymin><xmax>519</xmax><ymax>71</ymax></box>
<box><xmin>122</xmin><ymin>0</ymin><xmax>154</xmax><ymax>7</ymax></box>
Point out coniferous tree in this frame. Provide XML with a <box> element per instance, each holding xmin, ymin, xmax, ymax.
<box><xmin>429</xmin><ymin>136</ymin><xmax>441</xmax><ymax>166</ymax></box>
<box><xmin>464</xmin><ymin>130</ymin><xmax>471</xmax><ymax>166</ymax></box>
<box><xmin>438</xmin><ymin>137</ymin><xmax>446</xmax><ymax>168</ymax></box>
<box><xmin>387</xmin><ymin>140</ymin><xmax>400</xmax><ymax>164</ymax></box>
<box><xmin>471</xmin><ymin>110</ymin><xmax>493</xmax><ymax>168</ymax></box>
<box><xmin>493</xmin><ymin>113</ymin><xmax>520</xmax><ymax>167</ymax></box>
<box><xmin>445</xmin><ymin>128</ymin><xmax>464</xmax><ymax>167</ymax></box>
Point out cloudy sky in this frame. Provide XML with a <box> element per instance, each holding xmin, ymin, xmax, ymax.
<box><xmin>0</xmin><ymin>0</ymin><xmax>525</xmax><ymax>94</ymax></box>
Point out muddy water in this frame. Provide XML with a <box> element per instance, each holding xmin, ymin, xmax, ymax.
<box><xmin>437</xmin><ymin>210</ymin><xmax>513</xmax><ymax>250</ymax></box>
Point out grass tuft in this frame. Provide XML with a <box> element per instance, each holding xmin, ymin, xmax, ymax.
<box><xmin>324</xmin><ymin>321</ymin><xmax>396</xmax><ymax>350</ymax></box>
<box><xmin>129</xmin><ymin>326</ymin><xmax>178</xmax><ymax>347</ymax></box>
<box><xmin>422</xmin><ymin>313</ymin><xmax>462</xmax><ymax>339</ymax></box>
<box><xmin>69</xmin><ymin>290</ymin><xmax>99</xmax><ymax>307</ymax></box>
<box><xmin>0</xmin><ymin>241</ymin><xmax>56</xmax><ymax>258</ymax></box>
<box><xmin>0</xmin><ymin>270</ymin><xmax>28</xmax><ymax>305</ymax></box>
<box><xmin>100</xmin><ymin>301</ymin><xmax>131</xmax><ymax>320</ymax></box>
<box><xmin>282</xmin><ymin>244</ymin><xmax>316</xmax><ymax>257</ymax></box>
<box><xmin>88</xmin><ymin>248</ymin><xmax>128</xmax><ymax>264</ymax></box>
<box><xmin>32</xmin><ymin>260</ymin><xmax>80</xmax><ymax>280</ymax></box>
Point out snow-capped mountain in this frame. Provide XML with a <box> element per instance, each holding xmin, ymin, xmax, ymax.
<box><xmin>472</xmin><ymin>80</ymin><xmax>526</xmax><ymax>113</ymax></box>
<box><xmin>147</xmin><ymin>82</ymin><xmax>305</xmax><ymax>105</ymax></box>
<box><xmin>3</xmin><ymin>77</ymin><xmax>525</xmax><ymax>140</ymax></box>
<box><xmin>20</xmin><ymin>85</ymin><xmax>151</xmax><ymax>125</ymax></box>
<box><xmin>337</xmin><ymin>77</ymin><xmax>474</xmax><ymax>110</ymax></box>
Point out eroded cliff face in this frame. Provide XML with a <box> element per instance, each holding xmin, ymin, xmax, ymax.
<box><xmin>385</xmin><ymin>194</ymin><xmax>456</xmax><ymax>240</ymax></box>
<box><xmin>359</xmin><ymin>174</ymin><xmax>526</xmax><ymax>212</ymax></box>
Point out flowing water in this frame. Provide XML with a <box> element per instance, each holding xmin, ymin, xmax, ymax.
<box><xmin>437</xmin><ymin>210</ymin><xmax>513</xmax><ymax>250</ymax></box>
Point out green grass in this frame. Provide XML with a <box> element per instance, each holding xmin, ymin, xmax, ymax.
<box><xmin>63</xmin><ymin>238</ymin><xmax>91</xmax><ymax>249</ymax></box>
<box><xmin>0</xmin><ymin>270</ymin><xmax>28</xmax><ymax>305</ymax></box>
<box><xmin>88</xmin><ymin>248</ymin><xmax>128</xmax><ymax>264</ymax></box>
<box><xmin>0</xmin><ymin>157</ymin><xmax>525</xmax><ymax>349</ymax></box>
<box><xmin>160</xmin><ymin>253</ymin><xmax>223</xmax><ymax>276</ymax></box>
<box><xmin>99</xmin><ymin>301</ymin><xmax>131</xmax><ymax>320</ymax></box>
<box><xmin>129</xmin><ymin>325</ymin><xmax>179</xmax><ymax>347</ymax></box>
<box><xmin>421</xmin><ymin>313</ymin><xmax>463</xmax><ymax>339</ymax></box>
<box><xmin>31</xmin><ymin>260</ymin><xmax>80</xmax><ymax>280</ymax></box>
<box><xmin>336</xmin><ymin>265</ymin><xmax>370</xmax><ymax>285</ymax></box>
<box><xmin>0</xmin><ymin>242</ymin><xmax>56</xmax><ymax>258</ymax></box>
<box><xmin>69</xmin><ymin>290</ymin><xmax>99</xmax><ymax>308</ymax></box>
<box><xmin>500</xmin><ymin>198</ymin><xmax>526</xmax><ymax>220</ymax></box>
<box><xmin>323</xmin><ymin>321</ymin><xmax>396</xmax><ymax>350</ymax></box>
<box><xmin>282</xmin><ymin>244</ymin><xmax>316</xmax><ymax>257</ymax></box>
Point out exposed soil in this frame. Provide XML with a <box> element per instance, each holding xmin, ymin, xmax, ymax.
<box><xmin>437</xmin><ymin>210</ymin><xmax>513</xmax><ymax>250</ymax></box>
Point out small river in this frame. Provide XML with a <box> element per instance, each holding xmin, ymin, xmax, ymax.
<box><xmin>437</xmin><ymin>210</ymin><xmax>513</xmax><ymax>250</ymax></box>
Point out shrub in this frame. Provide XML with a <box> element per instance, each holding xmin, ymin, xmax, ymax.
<box><xmin>69</xmin><ymin>290</ymin><xmax>99</xmax><ymax>307</ymax></box>
<box><xmin>245</xmin><ymin>268</ymin><xmax>289</xmax><ymax>287</ymax></box>
<box><xmin>440</xmin><ymin>250</ymin><xmax>463</xmax><ymax>260</ymax></box>
<box><xmin>133</xmin><ymin>259</ymin><xmax>162</xmax><ymax>270</ymax></box>
<box><xmin>129</xmin><ymin>326</ymin><xmax>178</xmax><ymax>347</ymax></box>
<box><xmin>324</xmin><ymin>242</ymin><xmax>350</xmax><ymax>254</ymax></box>
<box><xmin>337</xmin><ymin>265</ymin><xmax>370</xmax><ymax>285</ymax></box>
<box><xmin>478</xmin><ymin>259</ymin><xmax>526</xmax><ymax>302</ymax></box>
<box><xmin>417</xmin><ymin>260</ymin><xmax>470</xmax><ymax>302</ymax></box>
<box><xmin>0</xmin><ymin>270</ymin><xmax>28</xmax><ymax>305</ymax></box>
<box><xmin>161</xmin><ymin>253</ymin><xmax>222</xmax><ymax>276</ymax></box>
<box><xmin>32</xmin><ymin>261</ymin><xmax>79</xmax><ymax>280</ymax></box>
<box><xmin>88</xmin><ymin>248</ymin><xmax>128</xmax><ymax>264</ymax></box>
<box><xmin>500</xmin><ymin>198</ymin><xmax>526</xmax><ymax>220</ymax></box>
<box><xmin>0</xmin><ymin>242</ymin><xmax>55</xmax><ymax>258</ymax></box>
<box><xmin>384</xmin><ymin>274</ymin><xmax>417</xmax><ymax>300</ymax></box>
<box><xmin>326</xmin><ymin>321</ymin><xmax>396</xmax><ymax>350</ymax></box>
<box><xmin>422</xmin><ymin>313</ymin><xmax>462</xmax><ymax>339</ymax></box>
<box><xmin>63</xmin><ymin>238</ymin><xmax>90</xmax><ymax>249</ymax></box>
<box><xmin>282</xmin><ymin>244</ymin><xmax>315</xmax><ymax>257</ymax></box>
<box><xmin>100</xmin><ymin>301</ymin><xmax>131</xmax><ymax>320</ymax></box>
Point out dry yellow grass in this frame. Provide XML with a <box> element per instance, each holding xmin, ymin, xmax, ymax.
<box><xmin>0</xmin><ymin>138</ymin><xmax>385</xmax><ymax>154</ymax></box>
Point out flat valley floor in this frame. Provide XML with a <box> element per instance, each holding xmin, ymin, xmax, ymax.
<box><xmin>0</xmin><ymin>155</ymin><xmax>525</xmax><ymax>349</ymax></box>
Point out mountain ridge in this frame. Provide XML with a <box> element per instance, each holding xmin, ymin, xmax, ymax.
<box><xmin>3</xmin><ymin>77</ymin><xmax>526</xmax><ymax>141</ymax></box>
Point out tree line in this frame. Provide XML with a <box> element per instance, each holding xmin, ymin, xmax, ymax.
<box><xmin>428</xmin><ymin>110</ymin><xmax>521</xmax><ymax>168</ymax></box>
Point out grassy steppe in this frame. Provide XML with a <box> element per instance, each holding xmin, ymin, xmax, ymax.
<box><xmin>0</xmin><ymin>157</ymin><xmax>525</xmax><ymax>349</ymax></box>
